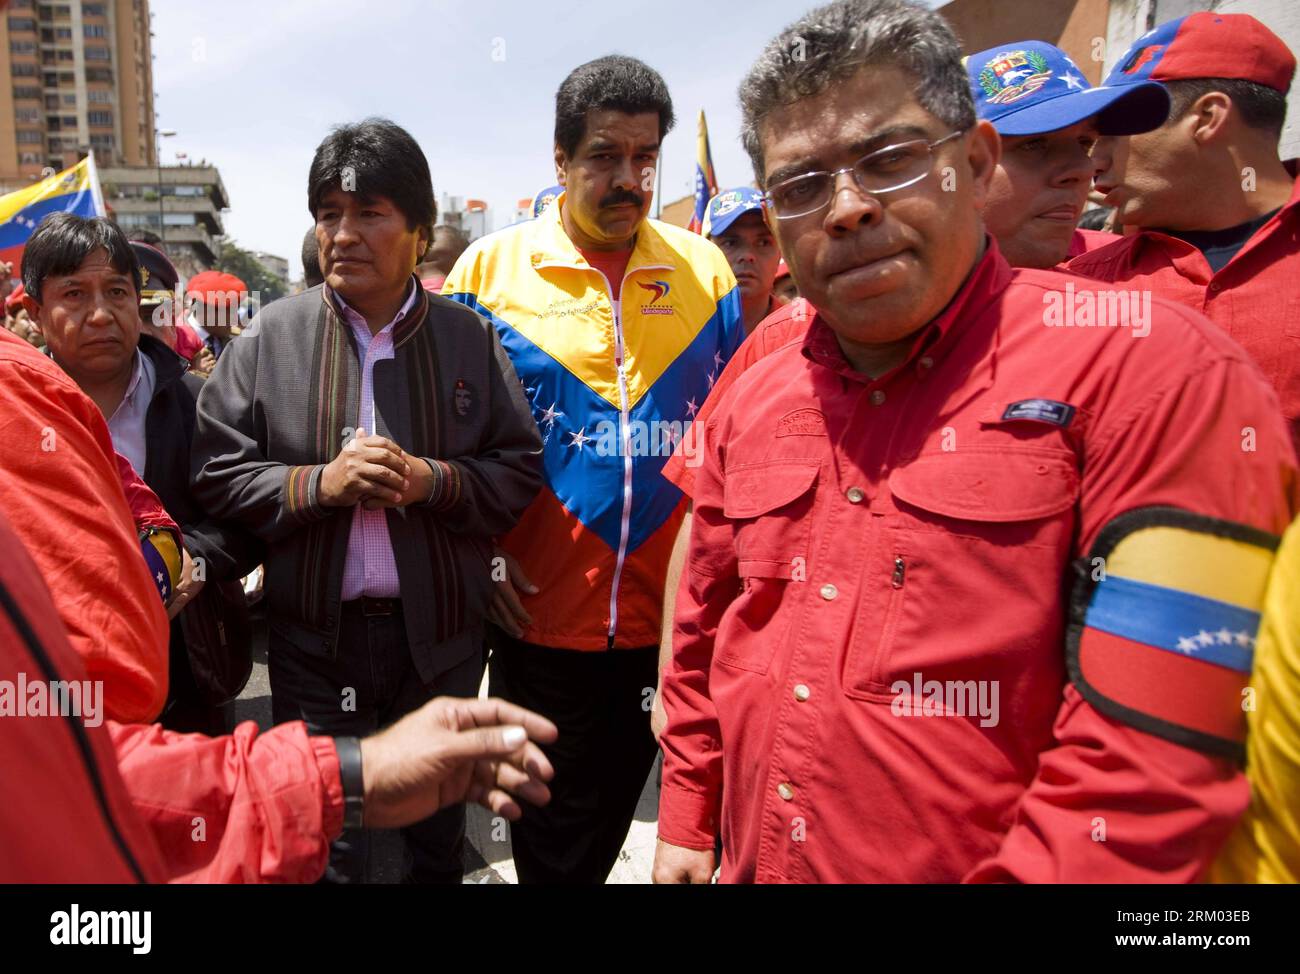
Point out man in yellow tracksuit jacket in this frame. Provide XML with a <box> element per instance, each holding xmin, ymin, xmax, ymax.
<box><xmin>443</xmin><ymin>54</ymin><xmax>743</xmax><ymax>883</ymax></box>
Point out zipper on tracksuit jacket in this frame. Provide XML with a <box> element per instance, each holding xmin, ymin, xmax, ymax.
<box><xmin>590</xmin><ymin>262</ymin><xmax>671</xmax><ymax>646</ymax></box>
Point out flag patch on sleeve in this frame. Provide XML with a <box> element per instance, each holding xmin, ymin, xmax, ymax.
<box><xmin>139</xmin><ymin>526</ymin><xmax>183</xmax><ymax>604</ymax></box>
<box><xmin>1067</xmin><ymin>507</ymin><xmax>1280</xmax><ymax>760</ymax></box>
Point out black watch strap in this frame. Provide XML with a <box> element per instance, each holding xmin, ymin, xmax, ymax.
<box><xmin>335</xmin><ymin>736</ymin><xmax>365</xmax><ymax>830</ymax></box>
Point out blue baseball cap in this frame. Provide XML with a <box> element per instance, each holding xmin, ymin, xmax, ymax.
<box><xmin>702</xmin><ymin>187</ymin><xmax>765</xmax><ymax>238</ymax></box>
<box><xmin>967</xmin><ymin>41</ymin><xmax>1169</xmax><ymax>137</ymax></box>
<box><xmin>532</xmin><ymin>185</ymin><xmax>563</xmax><ymax>218</ymax></box>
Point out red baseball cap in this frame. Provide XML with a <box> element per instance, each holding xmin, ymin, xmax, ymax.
<box><xmin>1105</xmin><ymin>12</ymin><xmax>1296</xmax><ymax>94</ymax></box>
<box><xmin>5</xmin><ymin>282</ymin><xmax>25</xmax><ymax>313</ymax></box>
<box><xmin>186</xmin><ymin>270</ymin><xmax>248</xmax><ymax>306</ymax></box>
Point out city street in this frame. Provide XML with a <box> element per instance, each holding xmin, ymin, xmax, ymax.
<box><xmin>235</xmin><ymin>617</ymin><xmax>659</xmax><ymax>884</ymax></box>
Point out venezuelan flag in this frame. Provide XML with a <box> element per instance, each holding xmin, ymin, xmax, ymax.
<box><xmin>1069</xmin><ymin>512</ymin><xmax>1278</xmax><ymax>757</ymax></box>
<box><xmin>687</xmin><ymin>109</ymin><xmax>718</xmax><ymax>235</ymax></box>
<box><xmin>0</xmin><ymin>155</ymin><xmax>106</xmax><ymax>271</ymax></box>
<box><xmin>139</xmin><ymin>525</ymin><xmax>183</xmax><ymax>604</ymax></box>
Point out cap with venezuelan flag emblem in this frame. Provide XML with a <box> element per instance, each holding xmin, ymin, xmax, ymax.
<box><xmin>532</xmin><ymin>185</ymin><xmax>563</xmax><ymax>218</ymax></box>
<box><xmin>702</xmin><ymin>187</ymin><xmax>765</xmax><ymax>239</ymax></box>
<box><xmin>967</xmin><ymin>40</ymin><xmax>1170</xmax><ymax>137</ymax></box>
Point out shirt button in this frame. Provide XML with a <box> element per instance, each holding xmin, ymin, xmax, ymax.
<box><xmin>820</xmin><ymin>583</ymin><xmax>838</xmax><ymax>601</ymax></box>
<box><xmin>846</xmin><ymin>486</ymin><xmax>865</xmax><ymax>504</ymax></box>
<box><xmin>919</xmin><ymin>355</ymin><xmax>934</xmax><ymax>370</ymax></box>
<box><xmin>1209</xmin><ymin>282</ymin><xmax>1221</xmax><ymax>292</ymax></box>
<box><xmin>777</xmin><ymin>783</ymin><xmax>795</xmax><ymax>801</ymax></box>
<box><xmin>793</xmin><ymin>684</ymin><xmax>810</xmax><ymax>702</ymax></box>
<box><xmin>870</xmin><ymin>390</ymin><xmax>887</xmax><ymax>406</ymax></box>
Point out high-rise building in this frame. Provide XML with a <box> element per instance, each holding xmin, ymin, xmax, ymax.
<box><xmin>0</xmin><ymin>0</ymin><xmax>156</xmax><ymax>191</ymax></box>
<box><xmin>99</xmin><ymin>162</ymin><xmax>228</xmax><ymax>277</ymax></box>
<box><xmin>438</xmin><ymin>193</ymin><xmax>491</xmax><ymax>241</ymax></box>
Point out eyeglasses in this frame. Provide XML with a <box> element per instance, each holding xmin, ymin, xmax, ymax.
<box><xmin>763</xmin><ymin>130</ymin><xmax>967</xmax><ymax>220</ymax></box>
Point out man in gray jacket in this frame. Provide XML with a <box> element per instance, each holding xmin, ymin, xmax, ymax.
<box><xmin>192</xmin><ymin>117</ymin><xmax>544</xmax><ymax>884</ymax></box>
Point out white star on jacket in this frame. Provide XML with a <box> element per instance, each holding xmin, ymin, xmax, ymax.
<box><xmin>568</xmin><ymin>427</ymin><xmax>592</xmax><ymax>451</ymax></box>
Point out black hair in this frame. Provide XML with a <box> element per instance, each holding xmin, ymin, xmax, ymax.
<box><xmin>301</xmin><ymin>226</ymin><xmax>323</xmax><ymax>288</ymax></box>
<box><xmin>21</xmin><ymin>212</ymin><xmax>139</xmax><ymax>303</ymax></box>
<box><xmin>1077</xmin><ymin>207</ymin><xmax>1112</xmax><ymax>231</ymax></box>
<box><xmin>554</xmin><ymin>55</ymin><xmax>675</xmax><ymax>158</ymax></box>
<box><xmin>433</xmin><ymin>224</ymin><xmax>469</xmax><ymax>246</ymax></box>
<box><xmin>428</xmin><ymin>224</ymin><xmax>469</xmax><ymax>256</ymax></box>
<box><xmin>307</xmin><ymin>117</ymin><xmax>437</xmax><ymax>238</ymax></box>
<box><xmin>1164</xmin><ymin>78</ymin><xmax>1288</xmax><ymax>139</ymax></box>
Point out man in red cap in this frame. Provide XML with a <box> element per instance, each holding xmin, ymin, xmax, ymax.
<box><xmin>4</xmin><ymin>282</ymin><xmax>41</xmax><ymax>346</ymax></box>
<box><xmin>184</xmin><ymin>269</ymin><xmax>248</xmax><ymax>366</ymax></box>
<box><xmin>1067</xmin><ymin>12</ymin><xmax>1300</xmax><ymax>446</ymax></box>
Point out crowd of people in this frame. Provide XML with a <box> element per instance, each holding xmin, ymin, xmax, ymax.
<box><xmin>1</xmin><ymin>0</ymin><xmax>1298</xmax><ymax>884</ymax></box>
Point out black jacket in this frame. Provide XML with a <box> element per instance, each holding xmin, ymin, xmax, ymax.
<box><xmin>137</xmin><ymin>335</ymin><xmax>262</xmax><ymax>725</ymax></box>
<box><xmin>191</xmin><ymin>284</ymin><xmax>543</xmax><ymax>682</ymax></box>
<box><xmin>138</xmin><ymin>333</ymin><xmax>263</xmax><ymax>581</ymax></box>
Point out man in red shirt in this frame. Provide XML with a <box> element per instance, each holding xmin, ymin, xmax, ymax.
<box><xmin>703</xmin><ymin>187</ymin><xmax>785</xmax><ymax>334</ymax></box>
<box><xmin>653</xmin><ymin>0</ymin><xmax>1297</xmax><ymax>884</ymax></box>
<box><xmin>964</xmin><ymin>40</ymin><xmax>1169</xmax><ymax>269</ymax></box>
<box><xmin>654</xmin><ymin>40</ymin><xmax>1168</xmax><ymax>504</ymax></box>
<box><xmin>648</xmin><ymin>46</ymin><xmax>1166</xmax><ymax>730</ymax></box>
<box><xmin>1066</xmin><ymin>12</ymin><xmax>1300</xmax><ymax>446</ymax></box>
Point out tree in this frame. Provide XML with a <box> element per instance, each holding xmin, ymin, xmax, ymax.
<box><xmin>215</xmin><ymin>236</ymin><xmax>287</xmax><ymax>303</ymax></box>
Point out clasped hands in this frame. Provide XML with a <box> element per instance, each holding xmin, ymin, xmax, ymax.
<box><xmin>317</xmin><ymin>426</ymin><xmax>435</xmax><ymax>510</ymax></box>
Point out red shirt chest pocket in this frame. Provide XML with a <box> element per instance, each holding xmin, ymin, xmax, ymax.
<box><xmin>889</xmin><ymin>446</ymin><xmax>1079</xmax><ymax>524</ymax></box>
<box><xmin>715</xmin><ymin>458</ymin><xmax>820</xmax><ymax>675</ymax></box>
<box><xmin>723</xmin><ymin>458</ymin><xmax>821</xmax><ymax>579</ymax></box>
<box><xmin>842</xmin><ymin>447</ymin><xmax>1079</xmax><ymax>705</ymax></box>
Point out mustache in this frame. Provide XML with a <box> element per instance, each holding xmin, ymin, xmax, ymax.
<box><xmin>599</xmin><ymin>190</ymin><xmax>644</xmax><ymax>209</ymax></box>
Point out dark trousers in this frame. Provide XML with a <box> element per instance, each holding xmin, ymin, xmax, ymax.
<box><xmin>160</xmin><ymin>625</ymin><xmax>233</xmax><ymax>736</ymax></box>
<box><xmin>269</xmin><ymin>602</ymin><xmax>482</xmax><ymax>884</ymax></box>
<box><xmin>487</xmin><ymin>626</ymin><xmax>659</xmax><ymax>884</ymax></box>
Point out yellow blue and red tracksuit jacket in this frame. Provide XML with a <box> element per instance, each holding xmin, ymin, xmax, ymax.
<box><xmin>443</xmin><ymin>198</ymin><xmax>743</xmax><ymax>650</ymax></box>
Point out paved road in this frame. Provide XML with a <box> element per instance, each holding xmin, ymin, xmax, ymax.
<box><xmin>237</xmin><ymin>616</ymin><xmax>658</xmax><ymax>884</ymax></box>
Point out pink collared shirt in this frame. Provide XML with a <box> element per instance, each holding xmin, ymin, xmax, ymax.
<box><xmin>335</xmin><ymin>279</ymin><xmax>420</xmax><ymax>601</ymax></box>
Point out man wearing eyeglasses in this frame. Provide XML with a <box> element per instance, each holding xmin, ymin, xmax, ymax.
<box><xmin>653</xmin><ymin>0</ymin><xmax>1296</xmax><ymax>884</ymax></box>
<box><xmin>656</xmin><ymin>43</ymin><xmax>1167</xmax><ymax>506</ymax></box>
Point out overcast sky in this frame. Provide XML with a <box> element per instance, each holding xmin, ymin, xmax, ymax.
<box><xmin>150</xmin><ymin>0</ymin><xmax>849</xmax><ymax>279</ymax></box>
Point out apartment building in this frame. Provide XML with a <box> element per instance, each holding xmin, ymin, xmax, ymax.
<box><xmin>0</xmin><ymin>0</ymin><xmax>155</xmax><ymax>192</ymax></box>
